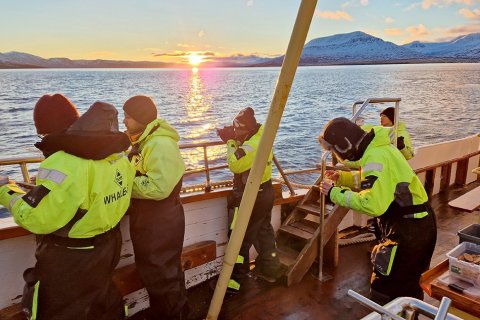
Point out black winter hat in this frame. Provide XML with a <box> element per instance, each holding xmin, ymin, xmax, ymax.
<box><xmin>233</xmin><ymin>107</ymin><xmax>257</xmax><ymax>131</ymax></box>
<box><xmin>380</xmin><ymin>107</ymin><xmax>395</xmax><ymax>124</ymax></box>
<box><xmin>123</xmin><ymin>95</ymin><xmax>158</xmax><ymax>125</ymax></box>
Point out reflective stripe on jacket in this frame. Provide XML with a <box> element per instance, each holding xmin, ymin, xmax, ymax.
<box><xmin>226</xmin><ymin>124</ymin><xmax>272</xmax><ymax>184</ymax></box>
<box><xmin>330</xmin><ymin>126</ymin><xmax>428</xmax><ymax>217</ymax></box>
<box><xmin>129</xmin><ymin>118</ymin><xmax>185</xmax><ymax>200</ymax></box>
<box><xmin>0</xmin><ymin>151</ymin><xmax>134</xmax><ymax>237</ymax></box>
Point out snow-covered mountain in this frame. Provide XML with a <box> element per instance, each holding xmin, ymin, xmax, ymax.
<box><xmin>301</xmin><ymin>31</ymin><xmax>424</xmax><ymax>62</ymax></box>
<box><xmin>0</xmin><ymin>51</ymin><xmax>173</xmax><ymax>68</ymax></box>
<box><xmin>258</xmin><ymin>31</ymin><xmax>480</xmax><ymax>66</ymax></box>
<box><xmin>403</xmin><ymin>33</ymin><xmax>480</xmax><ymax>58</ymax></box>
<box><xmin>1</xmin><ymin>31</ymin><xmax>479</xmax><ymax>68</ymax></box>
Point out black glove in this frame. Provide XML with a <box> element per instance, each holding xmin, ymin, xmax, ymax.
<box><xmin>216</xmin><ymin>126</ymin><xmax>235</xmax><ymax>143</ymax></box>
<box><xmin>396</xmin><ymin>136</ymin><xmax>405</xmax><ymax>150</ymax></box>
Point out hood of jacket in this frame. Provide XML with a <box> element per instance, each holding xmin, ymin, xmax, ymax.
<box><xmin>368</xmin><ymin>126</ymin><xmax>392</xmax><ymax>149</ymax></box>
<box><xmin>133</xmin><ymin>118</ymin><xmax>180</xmax><ymax>145</ymax></box>
<box><xmin>396</xmin><ymin>121</ymin><xmax>407</xmax><ymax>132</ymax></box>
<box><xmin>35</xmin><ymin>101</ymin><xmax>130</xmax><ymax>159</ymax></box>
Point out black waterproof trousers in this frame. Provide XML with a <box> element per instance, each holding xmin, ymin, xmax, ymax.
<box><xmin>230</xmin><ymin>180</ymin><xmax>277</xmax><ymax>278</ymax></box>
<box><xmin>370</xmin><ymin>202</ymin><xmax>437</xmax><ymax>302</ymax></box>
<box><xmin>22</xmin><ymin>226</ymin><xmax>125</xmax><ymax>320</ymax></box>
<box><xmin>129</xmin><ymin>181</ymin><xmax>188</xmax><ymax>320</ymax></box>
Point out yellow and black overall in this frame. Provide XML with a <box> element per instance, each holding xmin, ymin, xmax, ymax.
<box><xmin>225</xmin><ymin>124</ymin><xmax>282</xmax><ymax>292</ymax></box>
<box><xmin>328</xmin><ymin>126</ymin><xmax>436</xmax><ymax>302</ymax></box>
<box><xmin>0</xmin><ymin>103</ymin><xmax>134</xmax><ymax>320</ymax></box>
<box><xmin>127</xmin><ymin>118</ymin><xmax>188</xmax><ymax>319</ymax></box>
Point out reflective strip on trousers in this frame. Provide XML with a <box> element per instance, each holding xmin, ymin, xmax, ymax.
<box><xmin>30</xmin><ymin>280</ymin><xmax>40</xmax><ymax>320</ymax></box>
<box><xmin>230</xmin><ymin>207</ymin><xmax>239</xmax><ymax>230</ymax></box>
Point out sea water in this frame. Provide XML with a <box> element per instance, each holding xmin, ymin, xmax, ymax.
<box><xmin>0</xmin><ymin>63</ymin><xmax>479</xmax><ymax>183</ymax></box>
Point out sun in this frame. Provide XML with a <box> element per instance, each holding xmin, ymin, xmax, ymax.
<box><xmin>188</xmin><ymin>53</ymin><xmax>203</xmax><ymax>66</ymax></box>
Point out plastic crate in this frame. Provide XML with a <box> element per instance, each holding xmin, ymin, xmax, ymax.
<box><xmin>458</xmin><ymin>224</ymin><xmax>480</xmax><ymax>245</ymax></box>
<box><xmin>446</xmin><ymin>242</ymin><xmax>480</xmax><ymax>287</ymax></box>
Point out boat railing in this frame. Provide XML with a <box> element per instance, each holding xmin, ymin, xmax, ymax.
<box><xmin>352</xmin><ymin>97</ymin><xmax>402</xmax><ymax>146</ymax></box>
<box><xmin>0</xmin><ymin>140</ymin><xmax>314</xmax><ymax>196</ymax></box>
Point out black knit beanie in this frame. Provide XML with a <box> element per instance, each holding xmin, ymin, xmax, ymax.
<box><xmin>123</xmin><ymin>95</ymin><xmax>157</xmax><ymax>125</ymax></box>
<box><xmin>380</xmin><ymin>107</ymin><xmax>395</xmax><ymax>124</ymax></box>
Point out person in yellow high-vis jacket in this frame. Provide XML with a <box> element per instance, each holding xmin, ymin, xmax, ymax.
<box><xmin>122</xmin><ymin>95</ymin><xmax>188</xmax><ymax>320</ymax></box>
<box><xmin>0</xmin><ymin>95</ymin><xmax>134</xmax><ymax>320</ymax></box>
<box><xmin>216</xmin><ymin>107</ymin><xmax>286</xmax><ymax>294</ymax></box>
<box><xmin>318</xmin><ymin>117</ymin><xmax>436</xmax><ymax>304</ymax></box>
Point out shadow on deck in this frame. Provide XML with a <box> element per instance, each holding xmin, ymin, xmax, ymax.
<box><xmin>130</xmin><ymin>181</ymin><xmax>479</xmax><ymax>320</ymax></box>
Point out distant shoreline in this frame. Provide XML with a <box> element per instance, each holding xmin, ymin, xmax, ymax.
<box><xmin>1</xmin><ymin>59</ymin><xmax>479</xmax><ymax>70</ymax></box>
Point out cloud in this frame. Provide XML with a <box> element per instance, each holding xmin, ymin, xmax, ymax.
<box><xmin>153</xmin><ymin>50</ymin><xmax>216</xmax><ymax>58</ymax></box>
<box><xmin>315</xmin><ymin>10</ymin><xmax>353</xmax><ymax>20</ymax></box>
<box><xmin>177</xmin><ymin>43</ymin><xmax>193</xmax><ymax>48</ymax></box>
<box><xmin>384</xmin><ymin>28</ymin><xmax>404</xmax><ymax>36</ymax></box>
<box><xmin>360</xmin><ymin>0</ymin><xmax>369</xmax><ymax>5</ymax></box>
<box><xmin>341</xmin><ymin>1</ymin><xmax>353</xmax><ymax>8</ymax></box>
<box><xmin>406</xmin><ymin>2</ymin><xmax>421</xmax><ymax>11</ymax></box>
<box><xmin>198</xmin><ymin>30</ymin><xmax>205</xmax><ymax>38</ymax></box>
<box><xmin>385</xmin><ymin>17</ymin><xmax>395</xmax><ymax>23</ymax></box>
<box><xmin>422</xmin><ymin>0</ymin><xmax>476</xmax><ymax>9</ymax></box>
<box><xmin>459</xmin><ymin>7</ymin><xmax>480</xmax><ymax>18</ymax></box>
<box><xmin>246</xmin><ymin>0</ymin><xmax>254</xmax><ymax>6</ymax></box>
<box><xmin>444</xmin><ymin>22</ymin><xmax>480</xmax><ymax>34</ymax></box>
<box><xmin>405</xmin><ymin>24</ymin><xmax>431</xmax><ymax>37</ymax></box>
<box><xmin>154</xmin><ymin>51</ymin><xmax>187</xmax><ymax>57</ymax></box>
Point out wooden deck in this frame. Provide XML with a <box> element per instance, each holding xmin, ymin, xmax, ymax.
<box><xmin>1</xmin><ymin>182</ymin><xmax>478</xmax><ymax>320</ymax></box>
<box><xmin>164</xmin><ymin>180</ymin><xmax>480</xmax><ymax>320</ymax></box>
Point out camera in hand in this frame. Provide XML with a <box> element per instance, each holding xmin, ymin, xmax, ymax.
<box><xmin>216</xmin><ymin>125</ymin><xmax>235</xmax><ymax>142</ymax></box>
<box><xmin>396</xmin><ymin>136</ymin><xmax>405</xmax><ymax>150</ymax></box>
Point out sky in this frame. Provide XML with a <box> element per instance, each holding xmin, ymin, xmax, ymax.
<box><xmin>1</xmin><ymin>0</ymin><xmax>479</xmax><ymax>64</ymax></box>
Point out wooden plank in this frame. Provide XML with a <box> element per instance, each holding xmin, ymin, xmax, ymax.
<box><xmin>276</xmin><ymin>245</ymin><xmax>300</xmax><ymax>267</ymax></box>
<box><xmin>455</xmin><ymin>159</ymin><xmax>469</xmax><ymax>186</ymax></box>
<box><xmin>279</xmin><ymin>225</ymin><xmax>313</xmax><ymax>241</ymax></box>
<box><xmin>297</xmin><ymin>203</ymin><xmax>321</xmax><ymax>216</ymax></box>
<box><xmin>285</xmin><ymin>229</ymin><xmax>319</xmax><ymax>286</ymax></box>
<box><xmin>425</xmin><ymin>168</ymin><xmax>436</xmax><ymax>199</ymax></box>
<box><xmin>181</xmin><ymin>240</ymin><xmax>216</xmax><ymax>270</ymax></box>
<box><xmin>0</xmin><ymin>304</ymin><xmax>23</xmax><ymax>320</ymax></box>
<box><xmin>323</xmin><ymin>229</ymin><xmax>339</xmax><ymax>268</ymax></box>
<box><xmin>302</xmin><ymin>214</ymin><xmax>320</xmax><ymax>229</ymax></box>
<box><xmin>290</xmin><ymin>221</ymin><xmax>316</xmax><ymax>234</ymax></box>
<box><xmin>440</xmin><ymin>164</ymin><xmax>452</xmax><ymax>193</ymax></box>
<box><xmin>448</xmin><ymin>186</ymin><xmax>480</xmax><ymax>212</ymax></box>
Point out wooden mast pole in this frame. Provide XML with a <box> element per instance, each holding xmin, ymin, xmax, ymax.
<box><xmin>206</xmin><ymin>0</ymin><xmax>318</xmax><ymax>318</ymax></box>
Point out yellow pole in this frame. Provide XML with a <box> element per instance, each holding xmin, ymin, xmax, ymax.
<box><xmin>206</xmin><ymin>0</ymin><xmax>318</xmax><ymax>318</ymax></box>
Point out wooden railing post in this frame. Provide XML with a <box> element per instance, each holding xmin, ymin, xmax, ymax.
<box><xmin>455</xmin><ymin>159</ymin><xmax>469</xmax><ymax>186</ymax></box>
